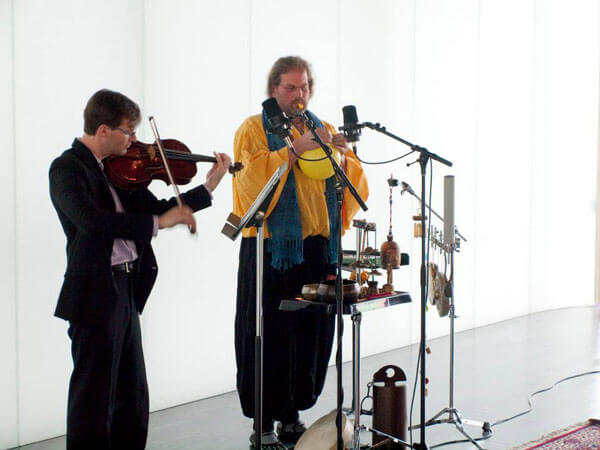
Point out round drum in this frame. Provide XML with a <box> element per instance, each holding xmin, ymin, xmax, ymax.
<box><xmin>298</xmin><ymin>145</ymin><xmax>341</xmax><ymax>180</ymax></box>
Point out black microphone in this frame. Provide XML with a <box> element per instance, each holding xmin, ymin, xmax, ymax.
<box><xmin>262</xmin><ymin>97</ymin><xmax>293</xmax><ymax>141</ymax></box>
<box><xmin>341</xmin><ymin>105</ymin><xmax>361</xmax><ymax>155</ymax></box>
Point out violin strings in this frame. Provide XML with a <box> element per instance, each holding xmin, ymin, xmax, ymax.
<box><xmin>133</xmin><ymin>146</ymin><xmax>213</xmax><ymax>163</ymax></box>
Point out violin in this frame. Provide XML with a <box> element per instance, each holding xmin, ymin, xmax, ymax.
<box><xmin>104</xmin><ymin>138</ymin><xmax>243</xmax><ymax>191</ymax></box>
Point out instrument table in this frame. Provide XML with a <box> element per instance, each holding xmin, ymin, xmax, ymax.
<box><xmin>279</xmin><ymin>292</ymin><xmax>412</xmax><ymax>449</ymax></box>
<box><xmin>279</xmin><ymin>291</ymin><xmax>411</xmax><ymax>315</ymax></box>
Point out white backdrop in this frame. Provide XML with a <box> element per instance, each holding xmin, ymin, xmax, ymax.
<box><xmin>1</xmin><ymin>0</ymin><xmax>598</xmax><ymax>447</ymax></box>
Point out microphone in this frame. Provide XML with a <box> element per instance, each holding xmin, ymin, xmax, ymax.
<box><xmin>400</xmin><ymin>181</ymin><xmax>415</xmax><ymax>196</ymax></box>
<box><xmin>262</xmin><ymin>97</ymin><xmax>292</xmax><ymax>140</ymax></box>
<box><xmin>341</xmin><ymin>105</ymin><xmax>361</xmax><ymax>155</ymax></box>
<box><xmin>262</xmin><ymin>97</ymin><xmax>297</xmax><ymax>153</ymax></box>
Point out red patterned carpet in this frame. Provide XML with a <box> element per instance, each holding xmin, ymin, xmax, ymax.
<box><xmin>513</xmin><ymin>419</ymin><xmax>599</xmax><ymax>449</ymax></box>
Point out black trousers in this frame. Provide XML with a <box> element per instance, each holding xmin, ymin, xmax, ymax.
<box><xmin>66</xmin><ymin>272</ymin><xmax>149</xmax><ymax>450</ymax></box>
<box><xmin>235</xmin><ymin>236</ymin><xmax>335</xmax><ymax>426</ymax></box>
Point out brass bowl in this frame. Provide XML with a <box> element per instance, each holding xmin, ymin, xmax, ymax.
<box><xmin>301</xmin><ymin>283</ymin><xmax>320</xmax><ymax>301</ymax></box>
<box><xmin>317</xmin><ymin>279</ymin><xmax>360</xmax><ymax>304</ymax></box>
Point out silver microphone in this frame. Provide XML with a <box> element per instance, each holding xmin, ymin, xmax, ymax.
<box><xmin>400</xmin><ymin>181</ymin><xmax>415</xmax><ymax>195</ymax></box>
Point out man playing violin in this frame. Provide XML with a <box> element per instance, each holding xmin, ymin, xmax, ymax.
<box><xmin>232</xmin><ymin>56</ymin><xmax>369</xmax><ymax>447</ymax></box>
<box><xmin>49</xmin><ymin>89</ymin><xmax>231</xmax><ymax>450</ymax></box>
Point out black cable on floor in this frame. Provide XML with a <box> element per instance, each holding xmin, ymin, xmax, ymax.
<box><xmin>428</xmin><ymin>369</ymin><xmax>600</xmax><ymax>448</ymax></box>
<box><xmin>491</xmin><ymin>369</ymin><xmax>600</xmax><ymax>427</ymax></box>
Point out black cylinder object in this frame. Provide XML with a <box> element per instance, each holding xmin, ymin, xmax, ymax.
<box><xmin>372</xmin><ymin>365</ymin><xmax>407</xmax><ymax>449</ymax></box>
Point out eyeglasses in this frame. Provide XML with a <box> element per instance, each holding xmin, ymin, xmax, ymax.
<box><xmin>113</xmin><ymin>127</ymin><xmax>136</xmax><ymax>138</ymax></box>
<box><xmin>280</xmin><ymin>84</ymin><xmax>310</xmax><ymax>95</ymax></box>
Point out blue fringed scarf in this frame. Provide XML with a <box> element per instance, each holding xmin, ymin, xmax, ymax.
<box><xmin>262</xmin><ymin>109</ymin><xmax>340</xmax><ymax>271</ymax></box>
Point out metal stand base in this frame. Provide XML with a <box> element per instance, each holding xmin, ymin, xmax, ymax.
<box><xmin>421</xmin><ymin>407</ymin><xmax>492</xmax><ymax>449</ymax></box>
<box><xmin>410</xmin><ymin>250</ymin><xmax>491</xmax><ymax>449</ymax></box>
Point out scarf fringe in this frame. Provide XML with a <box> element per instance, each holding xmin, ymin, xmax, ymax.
<box><xmin>268</xmin><ymin>238</ymin><xmax>304</xmax><ymax>272</ymax></box>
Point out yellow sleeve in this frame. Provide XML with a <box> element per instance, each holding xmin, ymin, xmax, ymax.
<box><xmin>232</xmin><ymin>115</ymin><xmax>291</xmax><ymax>237</ymax></box>
<box><xmin>322</xmin><ymin>121</ymin><xmax>370</xmax><ymax>232</ymax></box>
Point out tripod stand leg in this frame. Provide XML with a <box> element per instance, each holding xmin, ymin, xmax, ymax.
<box><xmin>454</xmin><ymin>420</ymin><xmax>486</xmax><ymax>450</ymax></box>
<box><xmin>425</xmin><ymin>408</ymin><xmax>451</xmax><ymax>426</ymax></box>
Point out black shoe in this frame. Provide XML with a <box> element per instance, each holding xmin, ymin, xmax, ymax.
<box><xmin>249</xmin><ymin>430</ymin><xmax>287</xmax><ymax>449</ymax></box>
<box><xmin>276</xmin><ymin>421</ymin><xmax>307</xmax><ymax>443</ymax></box>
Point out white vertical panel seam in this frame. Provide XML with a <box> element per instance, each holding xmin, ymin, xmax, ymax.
<box><xmin>140</xmin><ymin>0</ymin><xmax>148</xmax><ymax>341</ymax></box>
<box><xmin>411</xmin><ymin>0</ymin><xmax>417</xmax><ymax>343</ymax></box>
<box><xmin>596</xmin><ymin>0</ymin><xmax>600</xmax><ymax>304</ymax></box>
<box><xmin>141</xmin><ymin>0</ymin><xmax>146</xmax><ymax>128</ymax></box>
<box><xmin>411</xmin><ymin>0</ymin><xmax>416</xmax><ymax>140</ymax></box>
<box><xmin>11</xmin><ymin>0</ymin><xmax>21</xmax><ymax>445</ymax></box>
<box><xmin>529</xmin><ymin>0</ymin><xmax>537</xmax><ymax>313</ymax></box>
<box><xmin>336</xmin><ymin>0</ymin><xmax>341</xmax><ymax>113</ymax></box>
<box><xmin>248</xmin><ymin>0</ymin><xmax>253</xmax><ymax>114</ymax></box>
<box><xmin>473</xmin><ymin>0</ymin><xmax>481</xmax><ymax>326</ymax></box>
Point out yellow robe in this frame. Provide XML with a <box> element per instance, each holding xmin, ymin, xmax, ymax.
<box><xmin>232</xmin><ymin>114</ymin><xmax>369</xmax><ymax>239</ymax></box>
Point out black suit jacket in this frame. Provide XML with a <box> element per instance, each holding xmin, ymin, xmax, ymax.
<box><xmin>49</xmin><ymin>139</ymin><xmax>212</xmax><ymax>324</ymax></box>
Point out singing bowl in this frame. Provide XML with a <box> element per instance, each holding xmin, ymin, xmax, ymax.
<box><xmin>317</xmin><ymin>279</ymin><xmax>359</xmax><ymax>304</ymax></box>
<box><xmin>297</xmin><ymin>145</ymin><xmax>341</xmax><ymax>180</ymax></box>
<box><xmin>295</xmin><ymin>411</ymin><xmax>353</xmax><ymax>450</ymax></box>
<box><xmin>301</xmin><ymin>283</ymin><xmax>319</xmax><ymax>301</ymax></box>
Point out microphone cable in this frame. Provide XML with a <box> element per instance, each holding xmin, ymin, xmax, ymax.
<box><xmin>353</xmin><ymin>150</ymin><xmax>417</xmax><ymax>166</ymax></box>
<box><xmin>286</xmin><ymin>117</ymin><xmax>339</xmax><ymax>163</ymax></box>
<box><xmin>427</xmin><ymin>369</ymin><xmax>600</xmax><ymax>448</ymax></box>
<box><xmin>491</xmin><ymin>369</ymin><xmax>600</xmax><ymax>427</ymax></box>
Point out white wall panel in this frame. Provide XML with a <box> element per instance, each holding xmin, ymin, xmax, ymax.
<box><xmin>142</xmin><ymin>0</ymin><xmax>250</xmax><ymax>411</ymax></box>
<box><xmin>413</xmin><ymin>0</ymin><xmax>480</xmax><ymax>339</ymax></box>
<box><xmin>13</xmin><ymin>0</ymin><xmax>144</xmax><ymax>444</ymax></box>
<box><xmin>529</xmin><ymin>0</ymin><xmax>599</xmax><ymax>311</ymax></box>
<box><xmin>339</xmin><ymin>0</ymin><xmax>418</xmax><ymax>356</ymax></box>
<box><xmin>250</xmin><ymin>0</ymin><xmax>339</xmax><ymax>120</ymax></box>
<box><xmin>475</xmin><ymin>0</ymin><xmax>535</xmax><ymax>326</ymax></box>
<box><xmin>0</xmin><ymin>2</ymin><xmax>18</xmax><ymax>448</ymax></box>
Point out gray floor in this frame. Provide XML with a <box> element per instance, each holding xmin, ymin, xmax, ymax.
<box><xmin>15</xmin><ymin>305</ymin><xmax>600</xmax><ymax>449</ymax></box>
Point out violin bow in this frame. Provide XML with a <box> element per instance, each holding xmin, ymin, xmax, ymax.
<box><xmin>148</xmin><ymin>116</ymin><xmax>184</xmax><ymax>208</ymax></box>
<box><xmin>149</xmin><ymin>116</ymin><xmax>197</xmax><ymax>234</ymax></box>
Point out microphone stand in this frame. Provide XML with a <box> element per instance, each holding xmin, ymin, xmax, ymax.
<box><xmin>360</xmin><ymin>121</ymin><xmax>452</xmax><ymax>450</ymax></box>
<box><xmin>221</xmin><ymin>162</ymin><xmax>288</xmax><ymax>450</ymax></box>
<box><xmin>400</xmin><ymin>181</ymin><xmax>491</xmax><ymax>448</ymax></box>
<box><xmin>300</xmin><ymin>113</ymin><xmax>368</xmax><ymax>450</ymax></box>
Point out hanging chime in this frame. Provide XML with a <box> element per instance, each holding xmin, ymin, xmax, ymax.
<box><xmin>380</xmin><ymin>175</ymin><xmax>401</xmax><ymax>293</ymax></box>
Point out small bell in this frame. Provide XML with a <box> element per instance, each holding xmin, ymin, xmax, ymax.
<box><xmin>380</xmin><ymin>232</ymin><xmax>400</xmax><ymax>293</ymax></box>
<box><xmin>413</xmin><ymin>210</ymin><xmax>426</xmax><ymax>238</ymax></box>
<box><xmin>381</xmin><ymin>174</ymin><xmax>400</xmax><ymax>293</ymax></box>
<box><xmin>380</xmin><ymin>232</ymin><xmax>401</xmax><ymax>270</ymax></box>
<box><xmin>414</xmin><ymin>221</ymin><xmax>423</xmax><ymax>238</ymax></box>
